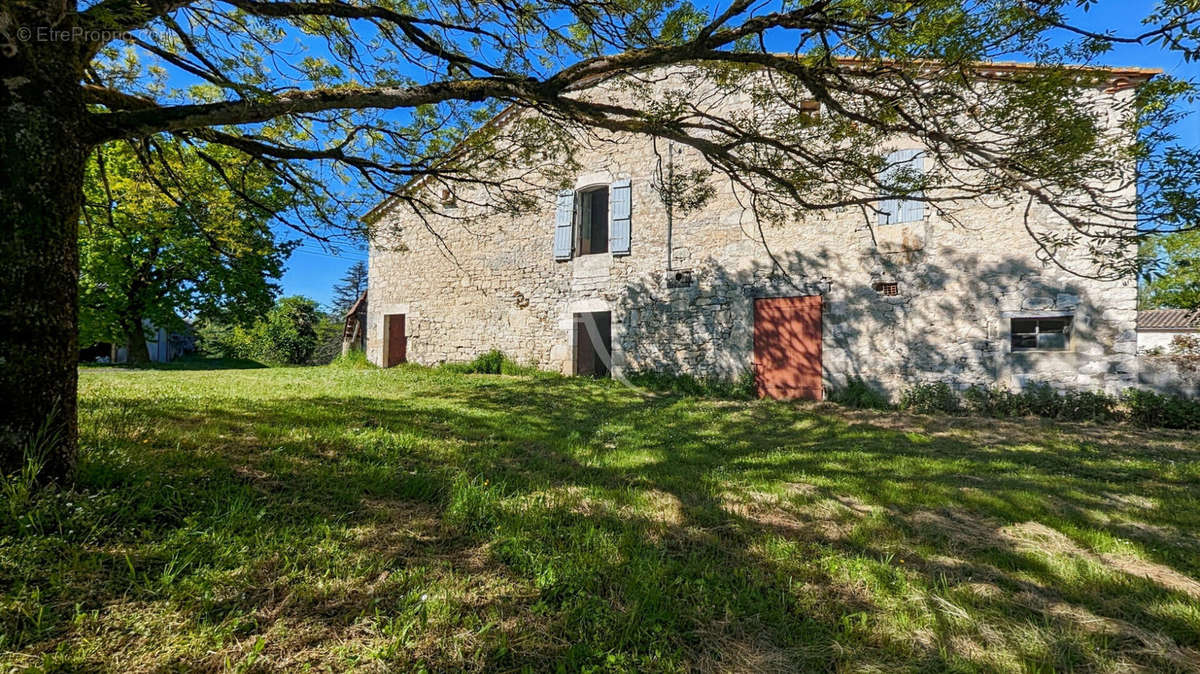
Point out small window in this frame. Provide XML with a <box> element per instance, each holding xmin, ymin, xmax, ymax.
<box><xmin>576</xmin><ymin>186</ymin><xmax>609</xmax><ymax>255</ymax></box>
<box><xmin>799</xmin><ymin>100</ymin><xmax>820</xmax><ymax>120</ymax></box>
<box><xmin>873</xmin><ymin>281</ymin><xmax>899</xmax><ymax>296</ymax></box>
<box><xmin>1011</xmin><ymin>316</ymin><xmax>1072</xmax><ymax>351</ymax></box>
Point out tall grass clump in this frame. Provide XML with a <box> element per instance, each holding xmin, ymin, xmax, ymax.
<box><xmin>441</xmin><ymin>350</ymin><xmax>539</xmax><ymax>376</ymax></box>
<box><xmin>330</xmin><ymin>349</ymin><xmax>375</xmax><ymax>369</ymax></box>
<box><xmin>1</xmin><ymin>407</ymin><xmax>59</xmax><ymax>531</ymax></box>
<box><xmin>828</xmin><ymin>377</ymin><xmax>892</xmax><ymax>410</ymax></box>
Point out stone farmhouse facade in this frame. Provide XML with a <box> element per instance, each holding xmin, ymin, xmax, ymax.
<box><xmin>365</xmin><ymin>64</ymin><xmax>1153</xmax><ymax>399</ymax></box>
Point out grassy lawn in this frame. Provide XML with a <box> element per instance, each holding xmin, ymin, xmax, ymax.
<box><xmin>3</xmin><ymin>364</ymin><xmax>1200</xmax><ymax>672</ymax></box>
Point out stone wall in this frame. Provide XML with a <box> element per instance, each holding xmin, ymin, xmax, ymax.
<box><xmin>367</xmin><ymin>70</ymin><xmax>1140</xmax><ymax>397</ymax></box>
<box><xmin>1139</xmin><ymin>357</ymin><xmax>1200</xmax><ymax>398</ymax></box>
<box><xmin>1138</xmin><ymin>330</ymin><xmax>1197</xmax><ymax>352</ymax></box>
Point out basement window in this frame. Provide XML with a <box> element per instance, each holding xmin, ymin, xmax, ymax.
<box><xmin>873</xmin><ymin>281</ymin><xmax>900</xmax><ymax>297</ymax></box>
<box><xmin>1011</xmin><ymin>316</ymin><xmax>1072</xmax><ymax>351</ymax></box>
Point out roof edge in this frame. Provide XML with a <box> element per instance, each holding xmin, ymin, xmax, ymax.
<box><xmin>361</xmin><ymin>57</ymin><xmax>1160</xmax><ymax>224</ymax></box>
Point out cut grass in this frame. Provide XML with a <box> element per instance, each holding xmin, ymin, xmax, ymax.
<box><xmin>2</xmin><ymin>362</ymin><xmax>1199</xmax><ymax>671</ymax></box>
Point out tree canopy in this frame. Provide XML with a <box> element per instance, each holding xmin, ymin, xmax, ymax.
<box><xmin>1142</xmin><ymin>230</ymin><xmax>1200</xmax><ymax>310</ymax></box>
<box><xmin>79</xmin><ymin>139</ymin><xmax>295</xmax><ymax>362</ymax></box>
<box><xmin>73</xmin><ymin>0</ymin><xmax>1200</xmax><ymax>277</ymax></box>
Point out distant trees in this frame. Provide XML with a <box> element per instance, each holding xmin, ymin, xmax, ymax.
<box><xmin>79</xmin><ymin>141</ymin><xmax>294</xmax><ymax>363</ymax></box>
<box><xmin>1142</xmin><ymin>231</ymin><xmax>1200</xmax><ymax>309</ymax></box>
<box><xmin>331</xmin><ymin>261</ymin><xmax>368</xmax><ymax>316</ymax></box>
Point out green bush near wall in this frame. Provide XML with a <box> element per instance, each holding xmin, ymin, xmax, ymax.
<box><xmin>625</xmin><ymin>368</ymin><xmax>757</xmax><ymax>400</ymax></box>
<box><xmin>898</xmin><ymin>382</ymin><xmax>961</xmax><ymax>415</ymax></box>
<box><xmin>1122</xmin><ymin>388</ymin><xmax>1200</xmax><ymax>429</ymax></box>
<box><xmin>827</xmin><ymin>377</ymin><xmax>893</xmax><ymax>410</ymax></box>
<box><xmin>959</xmin><ymin>383</ymin><xmax>1123</xmax><ymax>423</ymax></box>
<box><xmin>439</xmin><ymin>350</ymin><xmax>541</xmax><ymax>376</ymax></box>
<box><xmin>890</xmin><ymin>380</ymin><xmax>1199</xmax><ymax>430</ymax></box>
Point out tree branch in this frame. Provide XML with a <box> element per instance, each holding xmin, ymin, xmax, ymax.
<box><xmin>79</xmin><ymin>0</ymin><xmax>197</xmax><ymax>56</ymax></box>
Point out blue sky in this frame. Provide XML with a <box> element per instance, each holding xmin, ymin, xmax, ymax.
<box><xmin>277</xmin><ymin>242</ymin><xmax>367</xmax><ymax>311</ymax></box>
<box><xmin>274</xmin><ymin>1</ymin><xmax>1199</xmax><ymax>309</ymax></box>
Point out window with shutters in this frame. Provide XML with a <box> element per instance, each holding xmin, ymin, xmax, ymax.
<box><xmin>576</xmin><ymin>186</ymin><xmax>609</xmax><ymax>255</ymax></box>
<box><xmin>877</xmin><ymin>149</ymin><xmax>925</xmax><ymax>225</ymax></box>
<box><xmin>553</xmin><ymin>178</ymin><xmax>631</xmax><ymax>260</ymax></box>
<box><xmin>1011</xmin><ymin>316</ymin><xmax>1073</xmax><ymax>351</ymax></box>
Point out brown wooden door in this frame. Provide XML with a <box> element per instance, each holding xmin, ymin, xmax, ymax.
<box><xmin>574</xmin><ymin>311</ymin><xmax>611</xmax><ymax>377</ymax></box>
<box><xmin>574</xmin><ymin>314</ymin><xmax>595</xmax><ymax>375</ymax></box>
<box><xmin>753</xmin><ymin>296</ymin><xmax>822</xmax><ymax>400</ymax></box>
<box><xmin>385</xmin><ymin>314</ymin><xmax>406</xmax><ymax>367</ymax></box>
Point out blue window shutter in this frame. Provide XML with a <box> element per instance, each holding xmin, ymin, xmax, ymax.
<box><xmin>553</xmin><ymin>189</ymin><xmax>575</xmax><ymax>260</ymax></box>
<box><xmin>878</xmin><ymin>149</ymin><xmax>924</xmax><ymax>225</ymax></box>
<box><xmin>898</xmin><ymin>150</ymin><xmax>925</xmax><ymax>223</ymax></box>
<box><xmin>609</xmin><ymin>178</ymin><xmax>632</xmax><ymax>256</ymax></box>
<box><xmin>877</xmin><ymin>196</ymin><xmax>898</xmax><ymax>226</ymax></box>
<box><xmin>877</xmin><ymin>152</ymin><xmax>901</xmax><ymax>225</ymax></box>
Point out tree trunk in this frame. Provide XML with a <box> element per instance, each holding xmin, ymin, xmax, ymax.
<box><xmin>123</xmin><ymin>317</ymin><xmax>151</xmax><ymax>365</ymax></box>
<box><xmin>0</xmin><ymin>3</ymin><xmax>88</xmax><ymax>482</ymax></box>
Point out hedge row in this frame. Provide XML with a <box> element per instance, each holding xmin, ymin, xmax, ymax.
<box><xmin>832</xmin><ymin>378</ymin><xmax>1200</xmax><ymax>429</ymax></box>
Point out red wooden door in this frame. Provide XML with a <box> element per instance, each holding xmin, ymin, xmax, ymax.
<box><xmin>385</xmin><ymin>314</ymin><xmax>406</xmax><ymax>367</ymax></box>
<box><xmin>753</xmin><ymin>296</ymin><xmax>823</xmax><ymax>400</ymax></box>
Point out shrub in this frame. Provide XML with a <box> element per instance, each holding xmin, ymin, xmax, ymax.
<box><xmin>1168</xmin><ymin>334</ymin><xmax>1200</xmax><ymax>375</ymax></box>
<box><xmin>467</xmin><ymin>349</ymin><xmax>505</xmax><ymax>374</ymax></box>
<box><xmin>195</xmin><ymin>320</ymin><xmax>256</xmax><ymax>359</ymax></box>
<box><xmin>864</xmin><ymin>378</ymin><xmax>1197</xmax><ymax>429</ymax></box>
<box><xmin>441</xmin><ymin>350</ymin><xmax>539</xmax><ymax>376</ymax></box>
<box><xmin>310</xmin><ymin>316</ymin><xmax>345</xmax><ymax>365</ymax></box>
<box><xmin>959</xmin><ymin>382</ymin><xmax>1122</xmax><ymax>422</ymax></box>
<box><xmin>828</xmin><ymin>377</ymin><xmax>892</xmax><ymax>410</ymax></box>
<box><xmin>1015</xmin><ymin>382</ymin><xmax>1065</xmax><ymax>418</ymax></box>
<box><xmin>625</xmin><ymin>369</ymin><xmax>756</xmax><ymax>400</ymax></box>
<box><xmin>733</xmin><ymin>368</ymin><xmax>757</xmax><ymax>399</ymax></box>
<box><xmin>961</xmin><ymin>384</ymin><xmax>1013</xmax><ymax>417</ymax></box>
<box><xmin>254</xmin><ymin>296</ymin><xmax>322</xmax><ymax>365</ymax></box>
<box><xmin>899</xmin><ymin>382</ymin><xmax>961</xmax><ymax>415</ymax></box>
<box><xmin>1123</xmin><ymin>388</ymin><xmax>1200</xmax><ymax>429</ymax></box>
<box><xmin>196</xmin><ymin>297</ymin><xmax>323</xmax><ymax>365</ymax></box>
<box><xmin>1056</xmin><ymin>389</ymin><xmax>1122</xmax><ymax>423</ymax></box>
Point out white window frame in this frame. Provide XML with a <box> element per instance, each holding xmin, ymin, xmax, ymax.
<box><xmin>1008</xmin><ymin>313</ymin><xmax>1074</xmax><ymax>352</ymax></box>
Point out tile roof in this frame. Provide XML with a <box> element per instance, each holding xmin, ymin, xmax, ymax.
<box><xmin>1138</xmin><ymin>309</ymin><xmax>1200</xmax><ymax>330</ymax></box>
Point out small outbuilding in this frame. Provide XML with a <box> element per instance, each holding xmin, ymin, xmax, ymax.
<box><xmin>342</xmin><ymin>291</ymin><xmax>368</xmax><ymax>355</ymax></box>
<box><xmin>1137</xmin><ymin>309</ymin><xmax>1200</xmax><ymax>352</ymax></box>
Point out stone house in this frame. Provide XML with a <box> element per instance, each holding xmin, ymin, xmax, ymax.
<box><xmin>365</xmin><ymin>63</ymin><xmax>1153</xmax><ymax>399</ymax></box>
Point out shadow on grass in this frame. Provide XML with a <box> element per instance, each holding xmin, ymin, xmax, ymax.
<box><xmin>7</xmin><ymin>371</ymin><xmax>1199</xmax><ymax>671</ymax></box>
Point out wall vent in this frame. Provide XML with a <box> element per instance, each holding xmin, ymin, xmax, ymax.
<box><xmin>666</xmin><ymin>269</ymin><xmax>694</xmax><ymax>288</ymax></box>
<box><xmin>873</xmin><ymin>281</ymin><xmax>900</xmax><ymax>296</ymax></box>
